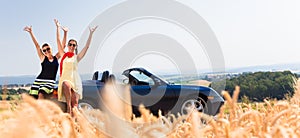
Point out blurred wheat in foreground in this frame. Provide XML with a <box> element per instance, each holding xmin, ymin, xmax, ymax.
<box><xmin>1</xmin><ymin>82</ymin><xmax>300</xmax><ymax>138</ymax></box>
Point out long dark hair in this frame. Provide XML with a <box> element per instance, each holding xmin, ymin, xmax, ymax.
<box><xmin>68</xmin><ymin>39</ymin><xmax>78</xmax><ymax>54</ymax></box>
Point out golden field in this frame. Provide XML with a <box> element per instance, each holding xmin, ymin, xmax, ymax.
<box><xmin>1</xmin><ymin>81</ymin><xmax>300</xmax><ymax>138</ymax></box>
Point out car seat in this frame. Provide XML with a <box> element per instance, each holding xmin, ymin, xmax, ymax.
<box><xmin>101</xmin><ymin>71</ymin><xmax>109</xmax><ymax>83</ymax></box>
<box><xmin>92</xmin><ymin>71</ymin><xmax>99</xmax><ymax>80</ymax></box>
<box><xmin>108</xmin><ymin>74</ymin><xmax>116</xmax><ymax>82</ymax></box>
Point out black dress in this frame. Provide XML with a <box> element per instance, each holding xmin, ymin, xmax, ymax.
<box><xmin>29</xmin><ymin>56</ymin><xmax>59</xmax><ymax>98</ymax></box>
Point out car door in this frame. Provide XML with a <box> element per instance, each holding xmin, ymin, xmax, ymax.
<box><xmin>129</xmin><ymin>70</ymin><xmax>175</xmax><ymax>114</ymax></box>
<box><xmin>129</xmin><ymin>70</ymin><xmax>155</xmax><ymax>107</ymax></box>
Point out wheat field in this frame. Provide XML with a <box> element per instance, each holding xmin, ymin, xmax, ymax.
<box><xmin>1</xmin><ymin>81</ymin><xmax>300</xmax><ymax>138</ymax></box>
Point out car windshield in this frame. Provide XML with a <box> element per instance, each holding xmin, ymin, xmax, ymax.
<box><xmin>130</xmin><ymin>71</ymin><xmax>155</xmax><ymax>85</ymax></box>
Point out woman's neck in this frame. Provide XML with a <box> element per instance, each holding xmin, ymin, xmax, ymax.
<box><xmin>47</xmin><ymin>55</ymin><xmax>54</xmax><ymax>60</ymax></box>
<box><xmin>68</xmin><ymin>50</ymin><xmax>75</xmax><ymax>53</ymax></box>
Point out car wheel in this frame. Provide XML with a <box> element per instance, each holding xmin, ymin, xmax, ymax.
<box><xmin>78</xmin><ymin>101</ymin><xmax>94</xmax><ymax>110</ymax></box>
<box><xmin>180</xmin><ymin>97</ymin><xmax>207</xmax><ymax>115</ymax></box>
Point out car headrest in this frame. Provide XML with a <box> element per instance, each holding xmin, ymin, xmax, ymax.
<box><xmin>108</xmin><ymin>74</ymin><xmax>116</xmax><ymax>82</ymax></box>
<box><xmin>92</xmin><ymin>71</ymin><xmax>99</xmax><ymax>80</ymax></box>
<box><xmin>101</xmin><ymin>71</ymin><xmax>109</xmax><ymax>83</ymax></box>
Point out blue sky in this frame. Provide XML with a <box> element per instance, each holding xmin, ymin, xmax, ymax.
<box><xmin>0</xmin><ymin>0</ymin><xmax>299</xmax><ymax>76</ymax></box>
<box><xmin>0</xmin><ymin>0</ymin><xmax>116</xmax><ymax>76</ymax></box>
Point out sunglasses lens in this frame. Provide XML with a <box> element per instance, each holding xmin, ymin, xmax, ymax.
<box><xmin>43</xmin><ymin>48</ymin><xmax>50</xmax><ymax>52</ymax></box>
<box><xmin>69</xmin><ymin>43</ymin><xmax>76</xmax><ymax>47</ymax></box>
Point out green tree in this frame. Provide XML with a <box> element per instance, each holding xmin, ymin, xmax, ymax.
<box><xmin>7</xmin><ymin>89</ymin><xmax>17</xmax><ymax>95</ymax></box>
<box><xmin>211</xmin><ymin>71</ymin><xmax>297</xmax><ymax>102</ymax></box>
<box><xmin>17</xmin><ymin>88</ymin><xmax>29</xmax><ymax>94</ymax></box>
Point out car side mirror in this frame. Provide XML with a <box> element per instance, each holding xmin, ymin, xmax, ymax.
<box><xmin>155</xmin><ymin>79</ymin><xmax>161</xmax><ymax>85</ymax></box>
<box><xmin>123</xmin><ymin>78</ymin><xmax>129</xmax><ymax>84</ymax></box>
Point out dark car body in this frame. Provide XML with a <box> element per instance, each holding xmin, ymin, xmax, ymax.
<box><xmin>78</xmin><ymin>68</ymin><xmax>224</xmax><ymax>116</ymax></box>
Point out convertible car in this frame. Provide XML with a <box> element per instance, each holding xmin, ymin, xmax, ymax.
<box><xmin>78</xmin><ymin>68</ymin><xmax>224</xmax><ymax>116</ymax></box>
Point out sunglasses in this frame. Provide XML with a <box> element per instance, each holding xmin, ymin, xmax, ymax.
<box><xmin>68</xmin><ymin>43</ymin><xmax>77</xmax><ymax>47</ymax></box>
<box><xmin>42</xmin><ymin>47</ymin><xmax>51</xmax><ymax>52</ymax></box>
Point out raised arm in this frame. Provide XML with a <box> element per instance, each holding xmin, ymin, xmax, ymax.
<box><xmin>54</xmin><ymin>19</ymin><xmax>65</xmax><ymax>57</ymax></box>
<box><xmin>24</xmin><ymin>26</ymin><xmax>44</xmax><ymax>62</ymax></box>
<box><xmin>61</xmin><ymin>26</ymin><xmax>68</xmax><ymax>48</ymax></box>
<box><xmin>77</xmin><ymin>26</ymin><xmax>98</xmax><ymax>62</ymax></box>
<box><xmin>55</xmin><ymin>25</ymin><xmax>68</xmax><ymax>59</ymax></box>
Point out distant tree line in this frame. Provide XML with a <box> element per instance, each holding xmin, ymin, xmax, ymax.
<box><xmin>210</xmin><ymin>71</ymin><xmax>297</xmax><ymax>102</ymax></box>
<box><xmin>0</xmin><ymin>88</ymin><xmax>29</xmax><ymax>95</ymax></box>
<box><xmin>0</xmin><ymin>83</ymin><xmax>32</xmax><ymax>88</ymax></box>
<box><xmin>0</xmin><ymin>88</ymin><xmax>29</xmax><ymax>100</ymax></box>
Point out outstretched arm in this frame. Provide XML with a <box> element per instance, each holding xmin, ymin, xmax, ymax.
<box><xmin>54</xmin><ymin>19</ymin><xmax>65</xmax><ymax>58</ymax></box>
<box><xmin>55</xmin><ymin>25</ymin><xmax>68</xmax><ymax>59</ymax></box>
<box><xmin>24</xmin><ymin>26</ymin><xmax>44</xmax><ymax>62</ymax></box>
<box><xmin>61</xmin><ymin>26</ymin><xmax>68</xmax><ymax>48</ymax></box>
<box><xmin>77</xmin><ymin>26</ymin><xmax>98</xmax><ymax>62</ymax></box>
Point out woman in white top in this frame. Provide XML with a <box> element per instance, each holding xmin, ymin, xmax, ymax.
<box><xmin>55</xmin><ymin>19</ymin><xmax>98</xmax><ymax>115</ymax></box>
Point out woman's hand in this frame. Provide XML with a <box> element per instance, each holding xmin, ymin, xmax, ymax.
<box><xmin>23</xmin><ymin>26</ymin><xmax>32</xmax><ymax>33</ymax></box>
<box><xmin>61</xmin><ymin>26</ymin><xmax>69</xmax><ymax>32</ymax></box>
<box><xmin>89</xmin><ymin>26</ymin><xmax>98</xmax><ymax>34</ymax></box>
<box><xmin>55</xmin><ymin>19</ymin><xmax>68</xmax><ymax>33</ymax></box>
<box><xmin>54</xmin><ymin>19</ymin><xmax>61</xmax><ymax>28</ymax></box>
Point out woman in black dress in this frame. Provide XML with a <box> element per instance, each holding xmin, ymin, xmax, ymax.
<box><xmin>24</xmin><ymin>23</ymin><xmax>67</xmax><ymax>99</ymax></box>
